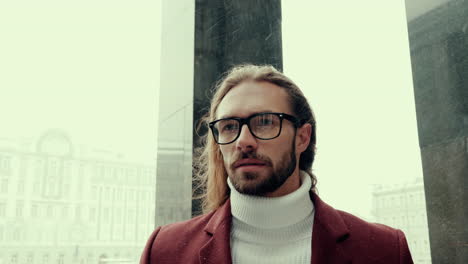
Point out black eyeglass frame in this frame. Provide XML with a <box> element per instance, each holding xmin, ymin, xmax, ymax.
<box><xmin>208</xmin><ymin>112</ymin><xmax>302</xmax><ymax>145</ymax></box>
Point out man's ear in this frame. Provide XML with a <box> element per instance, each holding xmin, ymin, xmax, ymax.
<box><xmin>296</xmin><ymin>123</ymin><xmax>312</xmax><ymax>153</ymax></box>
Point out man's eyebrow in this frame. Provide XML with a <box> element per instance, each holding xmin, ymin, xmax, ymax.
<box><xmin>218</xmin><ymin>110</ymin><xmax>276</xmax><ymax>119</ymax></box>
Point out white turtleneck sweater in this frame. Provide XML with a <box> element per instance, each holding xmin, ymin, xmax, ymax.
<box><xmin>227</xmin><ymin>171</ymin><xmax>315</xmax><ymax>264</ymax></box>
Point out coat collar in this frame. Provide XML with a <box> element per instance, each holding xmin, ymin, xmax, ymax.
<box><xmin>198</xmin><ymin>192</ymin><xmax>351</xmax><ymax>264</ymax></box>
<box><xmin>310</xmin><ymin>192</ymin><xmax>352</xmax><ymax>264</ymax></box>
<box><xmin>199</xmin><ymin>199</ymin><xmax>233</xmax><ymax>264</ymax></box>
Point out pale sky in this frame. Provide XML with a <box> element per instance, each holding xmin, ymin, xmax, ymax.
<box><xmin>0</xmin><ymin>0</ymin><xmax>161</xmax><ymax>164</ymax></box>
<box><xmin>0</xmin><ymin>0</ymin><xmax>424</xmax><ymax>219</ymax></box>
<box><xmin>282</xmin><ymin>0</ymin><xmax>423</xmax><ymax>219</ymax></box>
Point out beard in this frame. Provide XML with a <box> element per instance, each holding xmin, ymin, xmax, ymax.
<box><xmin>228</xmin><ymin>139</ymin><xmax>297</xmax><ymax>196</ymax></box>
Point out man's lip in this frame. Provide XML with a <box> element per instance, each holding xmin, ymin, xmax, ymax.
<box><xmin>233</xmin><ymin>159</ymin><xmax>267</xmax><ymax>168</ymax></box>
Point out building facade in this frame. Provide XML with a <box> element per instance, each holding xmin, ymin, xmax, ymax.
<box><xmin>0</xmin><ymin>130</ymin><xmax>156</xmax><ymax>264</ymax></box>
<box><xmin>372</xmin><ymin>178</ymin><xmax>432</xmax><ymax>264</ymax></box>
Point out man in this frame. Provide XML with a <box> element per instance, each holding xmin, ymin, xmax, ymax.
<box><xmin>140</xmin><ymin>64</ymin><xmax>413</xmax><ymax>264</ymax></box>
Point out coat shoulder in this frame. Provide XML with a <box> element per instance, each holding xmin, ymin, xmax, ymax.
<box><xmin>338</xmin><ymin>209</ymin><xmax>401</xmax><ymax>238</ymax></box>
<box><xmin>157</xmin><ymin>210</ymin><xmax>216</xmax><ymax>237</ymax></box>
<box><xmin>140</xmin><ymin>209</ymin><xmax>221</xmax><ymax>264</ymax></box>
<box><xmin>154</xmin><ymin>210</ymin><xmax>218</xmax><ymax>250</ymax></box>
<box><xmin>337</xmin><ymin>210</ymin><xmax>413</xmax><ymax>263</ymax></box>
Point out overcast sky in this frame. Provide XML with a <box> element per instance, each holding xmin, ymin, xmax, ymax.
<box><xmin>0</xmin><ymin>0</ymin><xmax>427</xmax><ymax>219</ymax></box>
<box><xmin>282</xmin><ymin>1</ymin><xmax>423</xmax><ymax>219</ymax></box>
<box><xmin>0</xmin><ymin>0</ymin><xmax>161</xmax><ymax>164</ymax></box>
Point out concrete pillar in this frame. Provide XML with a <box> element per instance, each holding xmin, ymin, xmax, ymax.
<box><xmin>406</xmin><ymin>1</ymin><xmax>468</xmax><ymax>263</ymax></box>
<box><xmin>193</xmin><ymin>0</ymin><xmax>283</xmax><ymax>216</ymax></box>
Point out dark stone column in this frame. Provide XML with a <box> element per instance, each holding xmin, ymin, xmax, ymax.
<box><xmin>192</xmin><ymin>0</ymin><xmax>283</xmax><ymax>216</ymax></box>
<box><xmin>406</xmin><ymin>1</ymin><xmax>468</xmax><ymax>263</ymax></box>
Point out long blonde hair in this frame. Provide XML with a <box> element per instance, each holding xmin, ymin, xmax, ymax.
<box><xmin>193</xmin><ymin>64</ymin><xmax>317</xmax><ymax>214</ymax></box>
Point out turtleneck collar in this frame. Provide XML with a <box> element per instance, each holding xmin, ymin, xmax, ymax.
<box><xmin>227</xmin><ymin>170</ymin><xmax>314</xmax><ymax>229</ymax></box>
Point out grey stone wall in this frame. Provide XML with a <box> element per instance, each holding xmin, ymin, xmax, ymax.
<box><xmin>407</xmin><ymin>0</ymin><xmax>468</xmax><ymax>262</ymax></box>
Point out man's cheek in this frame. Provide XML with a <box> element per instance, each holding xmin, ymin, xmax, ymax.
<box><xmin>224</xmin><ymin>159</ymin><xmax>231</xmax><ymax>171</ymax></box>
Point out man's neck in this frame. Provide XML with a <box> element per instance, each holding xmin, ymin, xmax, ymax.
<box><xmin>227</xmin><ymin>170</ymin><xmax>314</xmax><ymax>229</ymax></box>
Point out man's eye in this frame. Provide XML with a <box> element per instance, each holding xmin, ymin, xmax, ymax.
<box><xmin>222</xmin><ymin>124</ymin><xmax>237</xmax><ymax>131</ymax></box>
<box><xmin>258</xmin><ymin>118</ymin><xmax>274</xmax><ymax>126</ymax></box>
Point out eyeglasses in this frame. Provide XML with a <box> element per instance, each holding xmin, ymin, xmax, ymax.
<box><xmin>208</xmin><ymin>112</ymin><xmax>301</xmax><ymax>145</ymax></box>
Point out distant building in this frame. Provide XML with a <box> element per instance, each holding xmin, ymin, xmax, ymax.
<box><xmin>372</xmin><ymin>178</ymin><xmax>431</xmax><ymax>264</ymax></box>
<box><xmin>0</xmin><ymin>129</ymin><xmax>156</xmax><ymax>264</ymax></box>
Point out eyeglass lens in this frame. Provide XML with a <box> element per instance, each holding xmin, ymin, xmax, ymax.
<box><xmin>213</xmin><ymin>113</ymin><xmax>281</xmax><ymax>144</ymax></box>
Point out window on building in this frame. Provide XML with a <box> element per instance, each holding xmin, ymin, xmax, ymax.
<box><xmin>62</xmin><ymin>206</ymin><xmax>68</xmax><ymax>218</ymax></box>
<box><xmin>75</xmin><ymin>205</ymin><xmax>82</xmax><ymax>220</ymax></box>
<box><xmin>105</xmin><ymin>187</ymin><xmax>110</xmax><ymax>200</ymax></box>
<box><xmin>87</xmin><ymin>253</ymin><xmax>94</xmax><ymax>264</ymax></box>
<box><xmin>1</xmin><ymin>179</ymin><xmax>8</xmax><ymax>193</ymax></box>
<box><xmin>104</xmin><ymin>207</ymin><xmax>109</xmax><ymax>222</ymax></box>
<box><xmin>30</xmin><ymin>204</ymin><xmax>37</xmax><ymax>217</ymax></box>
<box><xmin>0</xmin><ymin>203</ymin><xmax>5</xmax><ymax>217</ymax></box>
<box><xmin>58</xmin><ymin>253</ymin><xmax>65</xmax><ymax>264</ymax></box>
<box><xmin>16</xmin><ymin>201</ymin><xmax>23</xmax><ymax>218</ymax></box>
<box><xmin>128</xmin><ymin>209</ymin><xmax>135</xmax><ymax>223</ymax></box>
<box><xmin>27</xmin><ymin>253</ymin><xmax>34</xmax><ymax>264</ymax></box>
<box><xmin>10</xmin><ymin>254</ymin><xmax>17</xmax><ymax>264</ymax></box>
<box><xmin>126</xmin><ymin>168</ymin><xmax>133</xmax><ymax>180</ymax></box>
<box><xmin>16</xmin><ymin>181</ymin><xmax>24</xmax><ymax>195</ymax></box>
<box><xmin>63</xmin><ymin>183</ymin><xmax>70</xmax><ymax>198</ymax></box>
<box><xmin>13</xmin><ymin>229</ymin><xmax>20</xmax><ymax>241</ymax></box>
<box><xmin>89</xmin><ymin>207</ymin><xmax>96</xmax><ymax>222</ymax></box>
<box><xmin>91</xmin><ymin>186</ymin><xmax>97</xmax><ymax>200</ymax></box>
<box><xmin>0</xmin><ymin>155</ymin><xmax>12</xmax><ymax>173</ymax></box>
<box><xmin>47</xmin><ymin>205</ymin><xmax>53</xmax><ymax>218</ymax></box>
<box><xmin>117</xmin><ymin>208</ymin><xmax>122</xmax><ymax>224</ymax></box>
<box><xmin>42</xmin><ymin>254</ymin><xmax>49</xmax><ymax>264</ymax></box>
<box><xmin>33</xmin><ymin>180</ymin><xmax>40</xmax><ymax>195</ymax></box>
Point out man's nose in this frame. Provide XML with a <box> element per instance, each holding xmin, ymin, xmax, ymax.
<box><xmin>235</xmin><ymin>124</ymin><xmax>257</xmax><ymax>150</ymax></box>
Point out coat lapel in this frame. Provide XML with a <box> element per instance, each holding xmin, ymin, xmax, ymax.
<box><xmin>199</xmin><ymin>199</ymin><xmax>233</xmax><ymax>264</ymax></box>
<box><xmin>311</xmin><ymin>192</ymin><xmax>352</xmax><ymax>264</ymax></box>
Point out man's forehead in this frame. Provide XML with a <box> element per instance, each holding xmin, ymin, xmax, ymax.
<box><xmin>215</xmin><ymin>81</ymin><xmax>291</xmax><ymax>120</ymax></box>
<box><xmin>218</xmin><ymin>109</ymin><xmax>276</xmax><ymax>119</ymax></box>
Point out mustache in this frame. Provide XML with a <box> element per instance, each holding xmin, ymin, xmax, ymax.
<box><xmin>230</xmin><ymin>151</ymin><xmax>272</xmax><ymax>170</ymax></box>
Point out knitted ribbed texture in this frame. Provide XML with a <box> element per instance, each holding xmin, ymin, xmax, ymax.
<box><xmin>228</xmin><ymin>171</ymin><xmax>314</xmax><ymax>264</ymax></box>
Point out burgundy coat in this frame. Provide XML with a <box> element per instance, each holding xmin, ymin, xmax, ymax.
<box><xmin>140</xmin><ymin>192</ymin><xmax>413</xmax><ymax>264</ymax></box>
